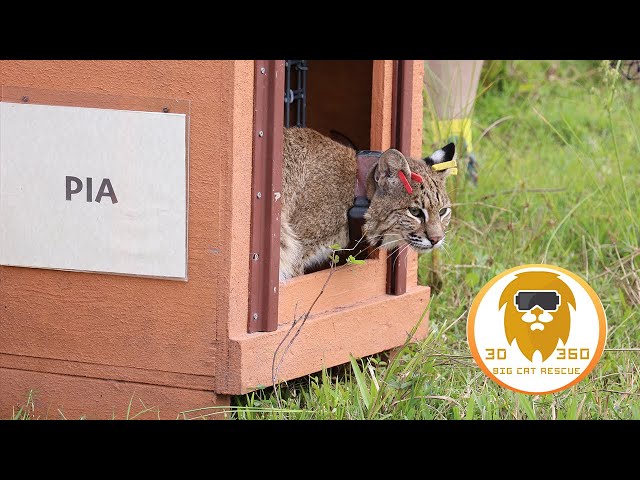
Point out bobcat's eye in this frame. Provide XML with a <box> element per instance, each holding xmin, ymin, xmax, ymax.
<box><xmin>408</xmin><ymin>207</ymin><xmax>422</xmax><ymax>217</ymax></box>
<box><xmin>439</xmin><ymin>207</ymin><xmax>451</xmax><ymax>218</ymax></box>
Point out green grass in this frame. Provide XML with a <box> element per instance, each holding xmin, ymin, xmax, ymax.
<box><xmin>12</xmin><ymin>390</ymin><xmax>36</xmax><ymax>420</ymax></box>
<box><xmin>225</xmin><ymin>60</ymin><xmax>640</xmax><ymax>420</ymax></box>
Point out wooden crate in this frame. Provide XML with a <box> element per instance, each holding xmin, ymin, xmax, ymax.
<box><xmin>0</xmin><ymin>60</ymin><xmax>429</xmax><ymax>419</ymax></box>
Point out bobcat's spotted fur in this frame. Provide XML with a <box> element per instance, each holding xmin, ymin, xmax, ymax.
<box><xmin>280</xmin><ymin>127</ymin><xmax>455</xmax><ymax>281</ymax></box>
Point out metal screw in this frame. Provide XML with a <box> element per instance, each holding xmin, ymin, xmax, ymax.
<box><xmin>260</xmin><ymin>67</ymin><xmax>266</xmax><ymax>74</ymax></box>
<box><xmin>258</xmin><ymin>130</ymin><xmax>264</xmax><ymax>137</ymax></box>
<box><xmin>252</xmin><ymin>313</ymin><xmax>259</xmax><ymax>320</ymax></box>
<box><xmin>162</xmin><ymin>106</ymin><xmax>169</xmax><ymax>113</ymax></box>
<box><xmin>252</xmin><ymin>253</ymin><xmax>259</xmax><ymax>261</ymax></box>
<box><xmin>256</xmin><ymin>192</ymin><xmax>262</xmax><ymax>199</ymax></box>
<box><xmin>22</xmin><ymin>96</ymin><xmax>29</xmax><ymax>102</ymax></box>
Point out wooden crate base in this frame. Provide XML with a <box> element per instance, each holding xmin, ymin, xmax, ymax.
<box><xmin>0</xmin><ymin>367</ymin><xmax>228</xmax><ymax>420</ymax></box>
<box><xmin>223</xmin><ymin>284</ymin><xmax>431</xmax><ymax>394</ymax></box>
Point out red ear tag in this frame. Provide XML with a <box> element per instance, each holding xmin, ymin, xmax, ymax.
<box><xmin>398</xmin><ymin>170</ymin><xmax>413</xmax><ymax>194</ymax></box>
<box><xmin>410</xmin><ymin>172</ymin><xmax>423</xmax><ymax>183</ymax></box>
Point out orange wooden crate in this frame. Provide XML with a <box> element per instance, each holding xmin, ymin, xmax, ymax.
<box><xmin>0</xmin><ymin>60</ymin><xmax>430</xmax><ymax>419</ymax></box>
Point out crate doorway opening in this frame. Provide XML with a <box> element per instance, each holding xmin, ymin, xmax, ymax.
<box><xmin>284</xmin><ymin>60</ymin><xmax>374</xmax><ymax>275</ymax></box>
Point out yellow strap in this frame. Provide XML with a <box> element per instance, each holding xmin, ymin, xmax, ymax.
<box><xmin>432</xmin><ymin>159</ymin><xmax>458</xmax><ymax>175</ymax></box>
<box><xmin>431</xmin><ymin>118</ymin><xmax>474</xmax><ymax>153</ymax></box>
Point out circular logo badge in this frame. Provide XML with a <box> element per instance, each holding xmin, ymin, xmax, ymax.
<box><xmin>467</xmin><ymin>264</ymin><xmax>607</xmax><ymax>394</ymax></box>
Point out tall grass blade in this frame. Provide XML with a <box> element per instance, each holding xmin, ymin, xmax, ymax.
<box><xmin>350</xmin><ymin>355</ymin><xmax>371</xmax><ymax>411</ymax></box>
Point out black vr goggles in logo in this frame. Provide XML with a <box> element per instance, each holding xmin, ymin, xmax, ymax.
<box><xmin>514</xmin><ymin>290</ymin><xmax>561</xmax><ymax>312</ymax></box>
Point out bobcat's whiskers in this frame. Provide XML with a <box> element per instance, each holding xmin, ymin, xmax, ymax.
<box><xmin>364</xmin><ymin>234</ymin><xmax>402</xmax><ymax>260</ymax></box>
<box><xmin>392</xmin><ymin>243</ymin><xmax>412</xmax><ymax>270</ymax></box>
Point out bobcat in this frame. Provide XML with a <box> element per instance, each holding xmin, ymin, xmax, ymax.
<box><xmin>280</xmin><ymin>127</ymin><xmax>455</xmax><ymax>281</ymax></box>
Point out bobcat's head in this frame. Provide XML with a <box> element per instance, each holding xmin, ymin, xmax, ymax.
<box><xmin>362</xmin><ymin>144</ymin><xmax>455</xmax><ymax>253</ymax></box>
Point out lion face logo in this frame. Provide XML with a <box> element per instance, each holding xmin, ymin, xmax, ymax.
<box><xmin>499</xmin><ymin>271</ymin><xmax>575</xmax><ymax>361</ymax></box>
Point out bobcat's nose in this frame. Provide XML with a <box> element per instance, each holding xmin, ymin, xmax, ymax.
<box><xmin>428</xmin><ymin>234</ymin><xmax>444</xmax><ymax>244</ymax></box>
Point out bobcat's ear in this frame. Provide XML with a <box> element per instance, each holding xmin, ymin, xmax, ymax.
<box><xmin>424</xmin><ymin>143</ymin><xmax>456</xmax><ymax>176</ymax></box>
<box><xmin>370</xmin><ymin>148</ymin><xmax>411</xmax><ymax>194</ymax></box>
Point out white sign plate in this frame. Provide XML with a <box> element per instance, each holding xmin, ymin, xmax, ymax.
<box><xmin>0</xmin><ymin>101</ymin><xmax>188</xmax><ymax>279</ymax></box>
